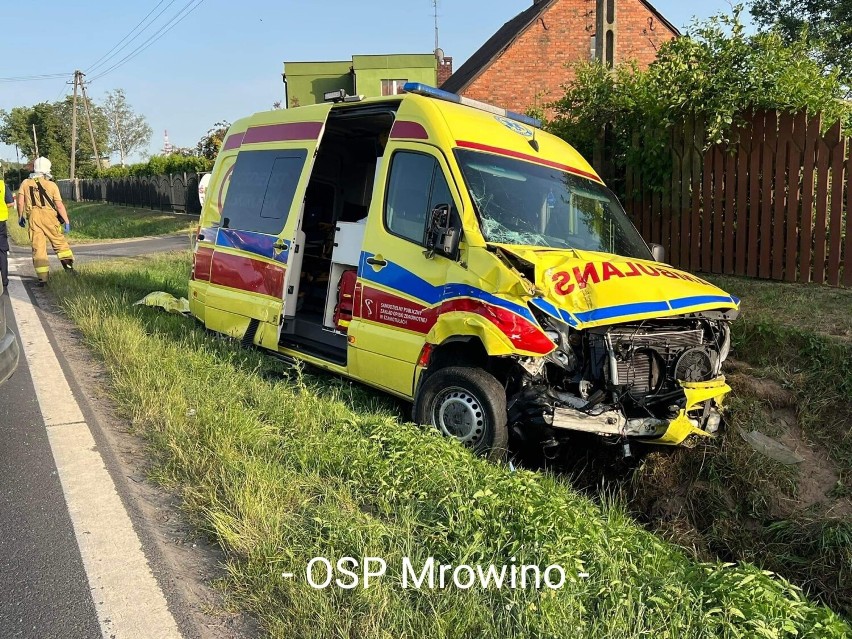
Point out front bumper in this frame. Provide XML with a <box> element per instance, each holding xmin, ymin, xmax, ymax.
<box><xmin>551</xmin><ymin>376</ymin><xmax>731</xmax><ymax>446</ymax></box>
<box><xmin>0</xmin><ymin>326</ymin><xmax>20</xmax><ymax>386</ymax></box>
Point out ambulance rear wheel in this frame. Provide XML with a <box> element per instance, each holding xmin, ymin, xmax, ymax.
<box><xmin>414</xmin><ymin>366</ymin><xmax>508</xmax><ymax>460</ymax></box>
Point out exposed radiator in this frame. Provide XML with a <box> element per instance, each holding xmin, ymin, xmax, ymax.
<box><xmin>617</xmin><ymin>350</ymin><xmax>656</xmax><ymax>392</ymax></box>
<box><xmin>608</xmin><ymin>327</ymin><xmax>704</xmax><ymax>393</ymax></box>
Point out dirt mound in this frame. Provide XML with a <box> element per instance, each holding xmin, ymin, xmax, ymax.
<box><xmin>775</xmin><ymin>414</ymin><xmax>851</xmax><ymax>517</ymax></box>
<box><xmin>619</xmin><ymin>366</ymin><xmax>852</xmax><ymax>617</ymax></box>
<box><xmin>726</xmin><ymin>370</ymin><xmax>796</xmax><ymax>409</ymax></box>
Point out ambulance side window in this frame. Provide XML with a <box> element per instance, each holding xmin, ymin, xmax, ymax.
<box><xmin>221</xmin><ymin>149</ymin><xmax>308</xmax><ymax>235</ymax></box>
<box><xmin>384</xmin><ymin>151</ymin><xmax>455</xmax><ymax>246</ymax></box>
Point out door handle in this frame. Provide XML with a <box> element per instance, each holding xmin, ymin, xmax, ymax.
<box><xmin>366</xmin><ymin>256</ymin><xmax>387</xmax><ymax>269</ymax></box>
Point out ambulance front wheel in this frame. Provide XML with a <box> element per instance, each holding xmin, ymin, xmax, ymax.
<box><xmin>414</xmin><ymin>366</ymin><xmax>508</xmax><ymax>460</ymax></box>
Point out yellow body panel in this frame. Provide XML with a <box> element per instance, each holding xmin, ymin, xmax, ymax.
<box><xmin>485</xmin><ymin>245</ymin><xmax>738</xmax><ymax>329</ymax></box>
<box><xmin>655</xmin><ymin>377</ymin><xmax>733</xmax><ymax>445</ymax></box>
<box><xmin>348</xmin><ymin>139</ymin><xmax>455</xmax><ymax>395</ymax></box>
<box><xmin>186</xmin><ymin>89</ymin><xmax>738</xmax><ymax>444</ymax></box>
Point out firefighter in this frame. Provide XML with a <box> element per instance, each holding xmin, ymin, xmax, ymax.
<box><xmin>16</xmin><ymin>157</ymin><xmax>74</xmax><ymax>285</ymax></box>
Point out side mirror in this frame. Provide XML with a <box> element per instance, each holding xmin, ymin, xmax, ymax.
<box><xmin>425</xmin><ymin>204</ymin><xmax>461</xmax><ymax>260</ymax></box>
<box><xmin>649</xmin><ymin>243</ymin><xmax>665</xmax><ymax>263</ymax></box>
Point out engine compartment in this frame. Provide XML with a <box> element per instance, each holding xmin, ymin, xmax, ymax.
<box><xmin>507</xmin><ymin>311</ymin><xmax>734</xmax><ymax>450</ymax></box>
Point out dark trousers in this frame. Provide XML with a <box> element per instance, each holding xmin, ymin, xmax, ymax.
<box><xmin>0</xmin><ymin>221</ymin><xmax>8</xmax><ymax>288</ymax></box>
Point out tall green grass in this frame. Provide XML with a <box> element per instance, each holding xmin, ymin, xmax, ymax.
<box><xmin>8</xmin><ymin>201</ymin><xmax>196</xmax><ymax>246</ymax></box>
<box><xmin>7</xmin><ymin>214</ymin><xmax>29</xmax><ymax>246</ymax></box>
<box><xmin>48</xmin><ymin>254</ymin><xmax>851</xmax><ymax>638</ymax></box>
<box><xmin>709</xmin><ymin>275</ymin><xmax>852</xmax><ymax>341</ymax></box>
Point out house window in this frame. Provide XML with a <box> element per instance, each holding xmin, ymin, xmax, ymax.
<box><xmin>381</xmin><ymin>79</ymin><xmax>409</xmax><ymax>96</ymax></box>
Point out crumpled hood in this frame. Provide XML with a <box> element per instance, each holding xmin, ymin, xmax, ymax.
<box><xmin>492</xmin><ymin>245</ymin><xmax>739</xmax><ymax>329</ymax></box>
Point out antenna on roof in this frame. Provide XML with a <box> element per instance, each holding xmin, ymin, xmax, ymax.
<box><xmin>433</xmin><ymin>0</ymin><xmax>440</xmax><ymax>53</ymax></box>
<box><xmin>529</xmin><ymin>127</ymin><xmax>540</xmax><ymax>152</ymax></box>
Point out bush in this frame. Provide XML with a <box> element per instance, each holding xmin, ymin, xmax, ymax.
<box><xmin>546</xmin><ymin>6</ymin><xmax>852</xmax><ymax>191</ymax></box>
<box><xmin>96</xmin><ymin>154</ymin><xmax>212</xmax><ymax>179</ymax></box>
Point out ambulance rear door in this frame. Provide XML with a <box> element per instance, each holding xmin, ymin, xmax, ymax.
<box><xmin>204</xmin><ymin>104</ymin><xmax>333</xmax><ymax>345</ymax></box>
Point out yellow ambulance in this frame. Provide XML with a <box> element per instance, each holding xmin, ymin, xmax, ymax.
<box><xmin>189</xmin><ymin>83</ymin><xmax>739</xmax><ymax>459</ymax></box>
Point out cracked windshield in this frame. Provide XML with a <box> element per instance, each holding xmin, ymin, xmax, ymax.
<box><xmin>456</xmin><ymin>149</ymin><xmax>652</xmax><ymax>259</ymax></box>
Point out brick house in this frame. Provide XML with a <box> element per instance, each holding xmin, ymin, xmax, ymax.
<box><xmin>441</xmin><ymin>0</ymin><xmax>678</xmax><ymax>114</ymax></box>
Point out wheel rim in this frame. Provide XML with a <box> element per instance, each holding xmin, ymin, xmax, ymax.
<box><xmin>431</xmin><ymin>386</ymin><xmax>487</xmax><ymax>447</ymax></box>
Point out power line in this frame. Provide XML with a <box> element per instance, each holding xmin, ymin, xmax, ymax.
<box><xmin>86</xmin><ymin>0</ymin><xmax>180</xmax><ymax>74</ymax></box>
<box><xmin>53</xmin><ymin>78</ymin><xmax>72</xmax><ymax>103</ymax></box>
<box><xmin>0</xmin><ymin>73</ymin><xmax>71</xmax><ymax>83</ymax></box>
<box><xmin>89</xmin><ymin>0</ymin><xmax>206</xmax><ymax>82</ymax></box>
<box><xmin>89</xmin><ymin>0</ymin><xmax>204</xmax><ymax>81</ymax></box>
<box><xmin>85</xmin><ymin>0</ymin><xmax>169</xmax><ymax>73</ymax></box>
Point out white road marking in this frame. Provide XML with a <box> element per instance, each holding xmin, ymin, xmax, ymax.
<box><xmin>7</xmin><ymin>275</ymin><xmax>183</xmax><ymax>639</ymax></box>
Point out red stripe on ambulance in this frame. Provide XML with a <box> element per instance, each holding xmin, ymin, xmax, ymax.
<box><xmin>242</xmin><ymin>122</ymin><xmax>324</xmax><ymax>144</ymax></box>
<box><xmin>439</xmin><ymin>297</ymin><xmax>555</xmax><ymax>355</ymax></box>
<box><xmin>455</xmin><ymin>140</ymin><xmax>602</xmax><ymax>183</ymax></box>
<box><xmin>359</xmin><ymin>288</ymin><xmax>430</xmax><ymax>331</ymax></box>
<box><xmin>389</xmin><ymin>121</ymin><xmax>429</xmax><ymax>140</ymax></box>
<box><xmin>209</xmin><ymin>252</ymin><xmax>285</xmax><ymax>298</ymax></box>
<box><xmin>358</xmin><ymin>287</ymin><xmax>554</xmax><ymax>355</ymax></box>
<box><xmin>221</xmin><ymin>132</ymin><xmax>245</xmax><ymax>151</ymax></box>
<box><xmin>193</xmin><ymin>246</ymin><xmax>214</xmax><ymax>281</ymax></box>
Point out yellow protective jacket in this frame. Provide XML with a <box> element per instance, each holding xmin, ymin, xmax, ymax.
<box><xmin>0</xmin><ymin>181</ymin><xmax>8</xmax><ymax>222</ymax></box>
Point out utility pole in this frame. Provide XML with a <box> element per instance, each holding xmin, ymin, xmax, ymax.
<box><xmin>70</xmin><ymin>70</ymin><xmax>80</xmax><ymax>179</ymax></box>
<box><xmin>79</xmin><ymin>75</ymin><xmax>101</xmax><ymax>170</ymax></box>
<box><xmin>32</xmin><ymin>124</ymin><xmax>39</xmax><ymax>158</ymax></box>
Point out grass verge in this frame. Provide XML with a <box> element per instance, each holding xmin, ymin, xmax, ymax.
<box><xmin>47</xmin><ymin>253</ymin><xmax>851</xmax><ymax>638</ymax></box>
<box><xmin>8</xmin><ymin>201</ymin><xmax>196</xmax><ymax>246</ymax></box>
<box><xmin>628</xmin><ymin>275</ymin><xmax>852</xmax><ymax>618</ymax></box>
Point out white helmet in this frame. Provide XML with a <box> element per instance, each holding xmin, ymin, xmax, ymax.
<box><xmin>33</xmin><ymin>157</ymin><xmax>52</xmax><ymax>175</ymax></box>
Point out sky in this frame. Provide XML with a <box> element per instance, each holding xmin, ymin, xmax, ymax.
<box><xmin>1</xmin><ymin>0</ymin><xmax>747</xmax><ymax>165</ymax></box>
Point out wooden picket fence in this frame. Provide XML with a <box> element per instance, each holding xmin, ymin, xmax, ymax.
<box><xmin>625</xmin><ymin>110</ymin><xmax>852</xmax><ymax>286</ymax></box>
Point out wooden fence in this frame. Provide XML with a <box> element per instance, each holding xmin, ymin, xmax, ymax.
<box><xmin>625</xmin><ymin>110</ymin><xmax>852</xmax><ymax>286</ymax></box>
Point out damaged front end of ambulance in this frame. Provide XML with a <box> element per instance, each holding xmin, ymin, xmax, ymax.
<box><xmin>500</xmin><ymin>248</ymin><xmax>739</xmax><ymax>455</ymax></box>
<box><xmin>455</xmin><ymin>148</ymin><xmax>740</xmax><ymax>455</ymax></box>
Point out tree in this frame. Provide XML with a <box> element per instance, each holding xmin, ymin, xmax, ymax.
<box><xmin>102</xmin><ymin>89</ymin><xmax>153</xmax><ymax>167</ymax></box>
<box><xmin>196</xmin><ymin>121</ymin><xmax>230</xmax><ymax>161</ymax></box>
<box><xmin>1</xmin><ymin>102</ymin><xmax>68</xmax><ymax>177</ymax></box>
<box><xmin>0</xmin><ymin>159</ymin><xmax>27</xmax><ymax>189</ymax></box>
<box><xmin>0</xmin><ymin>96</ymin><xmax>109</xmax><ymax>178</ymax></box>
<box><xmin>749</xmin><ymin>0</ymin><xmax>852</xmax><ymax>91</ymax></box>
<box><xmin>546</xmin><ymin>6</ymin><xmax>851</xmax><ymax>191</ymax></box>
<box><xmin>55</xmin><ymin>94</ymin><xmax>109</xmax><ymax>176</ymax></box>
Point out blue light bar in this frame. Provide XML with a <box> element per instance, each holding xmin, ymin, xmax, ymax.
<box><xmin>402</xmin><ymin>82</ymin><xmax>542</xmax><ymax>129</ymax></box>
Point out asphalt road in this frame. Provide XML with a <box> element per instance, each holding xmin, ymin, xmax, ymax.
<box><xmin>8</xmin><ymin>233</ymin><xmax>190</xmax><ymax>265</ymax></box>
<box><xmin>0</xmin><ymin>292</ymin><xmax>101</xmax><ymax>638</ymax></box>
<box><xmin>1</xmin><ymin>234</ymin><xmax>193</xmax><ymax>638</ymax></box>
